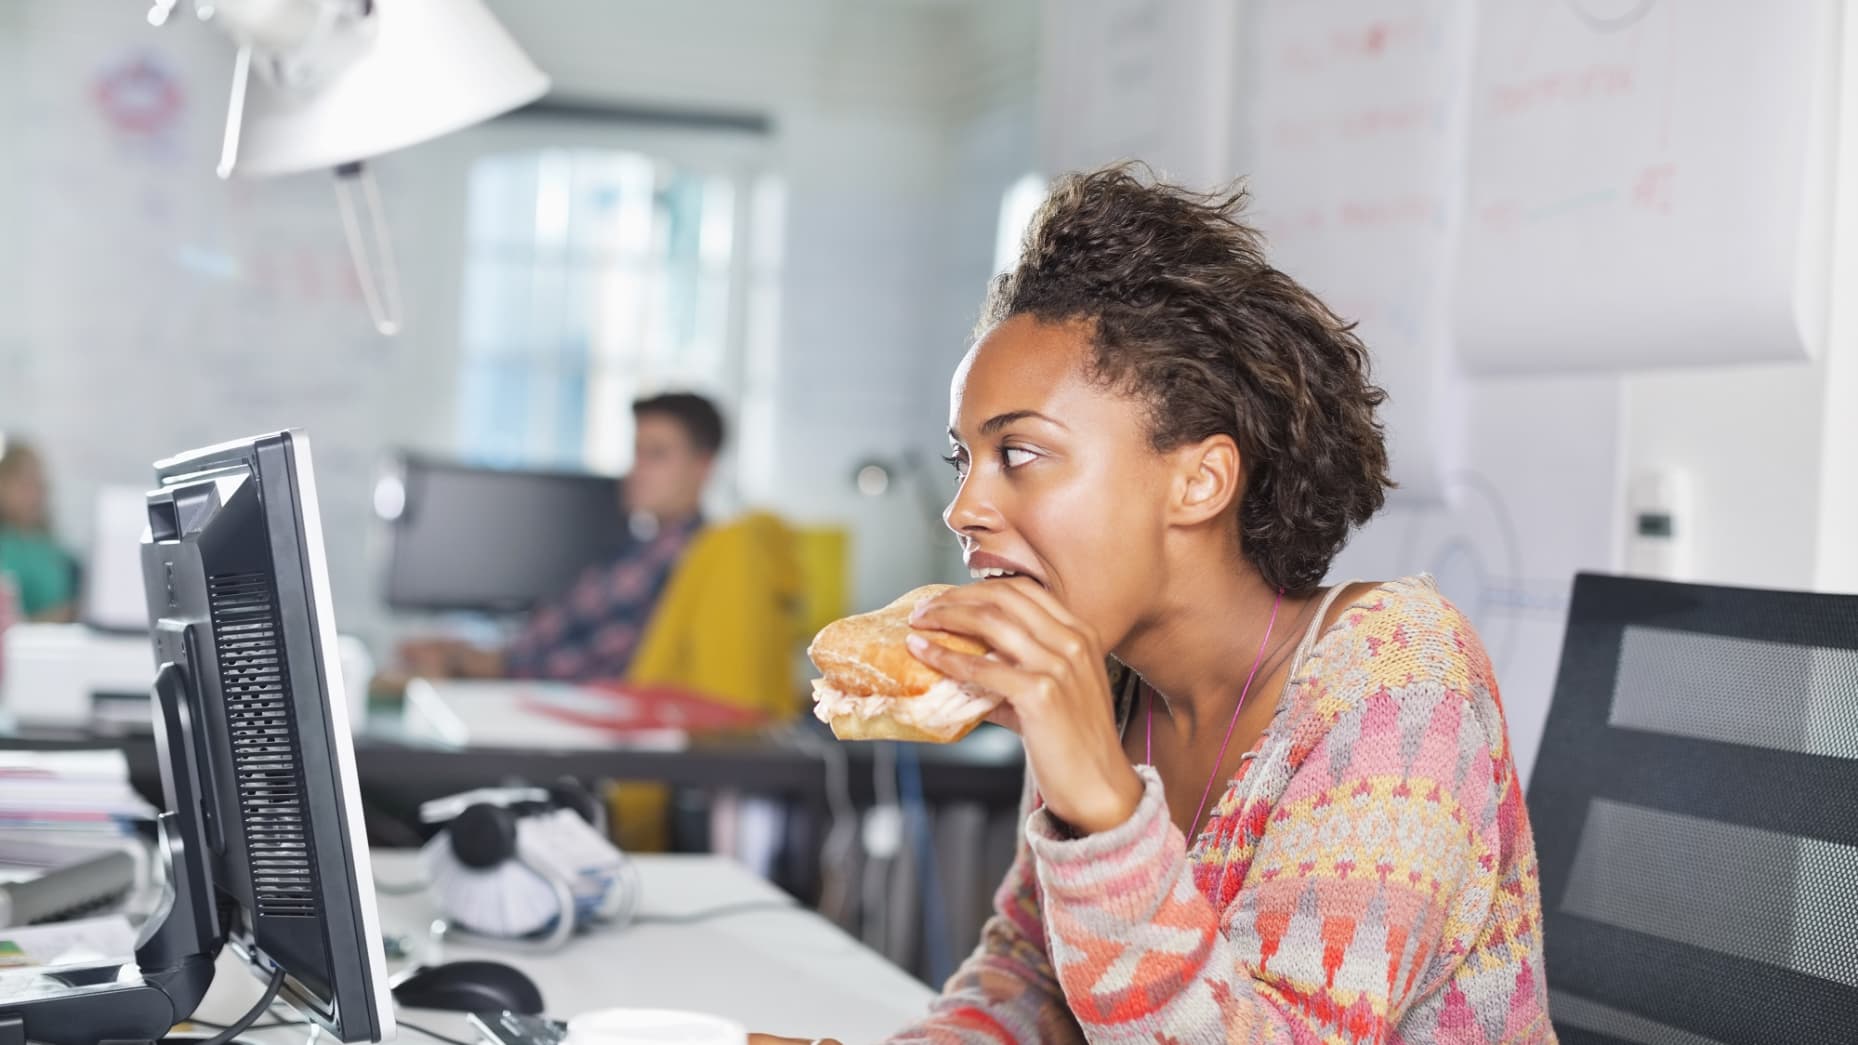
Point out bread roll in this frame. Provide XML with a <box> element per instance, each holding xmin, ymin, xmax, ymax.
<box><xmin>806</xmin><ymin>585</ymin><xmax>1000</xmax><ymax>743</ymax></box>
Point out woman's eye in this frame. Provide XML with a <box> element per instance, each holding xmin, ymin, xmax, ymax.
<box><xmin>1002</xmin><ymin>447</ymin><xmax>1037</xmax><ymax>469</ymax></box>
<box><xmin>942</xmin><ymin>452</ymin><xmax>969</xmax><ymax>480</ymax></box>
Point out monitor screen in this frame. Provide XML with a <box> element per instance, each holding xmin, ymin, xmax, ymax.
<box><xmin>379</xmin><ymin>455</ymin><xmax>626</xmax><ymax>613</ymax></box>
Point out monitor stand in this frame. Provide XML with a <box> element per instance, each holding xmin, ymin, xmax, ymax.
<box><xmin>0</xmin><ymin>665</ymin><xmax>226</xmax><ymax>1045</ymax></box>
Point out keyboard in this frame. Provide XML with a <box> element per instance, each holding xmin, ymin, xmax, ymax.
<box><xmin>466</xmin><ymin>1009</ymin><xmax>569</xmax><ymax>1045</ymax></box>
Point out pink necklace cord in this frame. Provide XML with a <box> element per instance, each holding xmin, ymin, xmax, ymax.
<box><xmin>1146</xmin><ymin>588</ymin><xmax>1285</xmax><ymax>842</ymax></box>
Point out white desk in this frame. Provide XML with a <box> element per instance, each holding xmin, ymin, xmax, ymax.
<box><xmin>193</xmin><ymin>851</ymin><xmax>936</xmax><ymax>1044</ymax></box>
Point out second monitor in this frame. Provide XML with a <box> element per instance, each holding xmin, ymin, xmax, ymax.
<box><xmin>378</xmin><ymin>455</ymin><xmax>627</xmax><ymax>614</ymax></box>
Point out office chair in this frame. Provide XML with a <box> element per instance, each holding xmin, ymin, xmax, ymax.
<box><xmin>1526</xmin><ymin>573</ymin><xmax>1858</xmax><ymax>1043</ymax></box>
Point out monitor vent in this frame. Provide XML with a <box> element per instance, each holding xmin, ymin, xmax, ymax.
<box><xmin>208</xmin><ymin>572</ymin><xmax>317</xmax><ymax>919</ymax></box>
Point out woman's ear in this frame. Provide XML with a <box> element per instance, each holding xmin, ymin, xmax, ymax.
<box><xmin>1168</xmin><ymin>434</ymin><xmax>1242</xmax><ymax>527</ymax></box>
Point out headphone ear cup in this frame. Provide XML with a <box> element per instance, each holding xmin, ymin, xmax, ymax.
<box><xmin>547</xmin><ymin>776</ymin><xmax>601</xmax><ymax>829</ymax></box>
<box><xmin>448</xmin><ymin>802</ymin><xmax>518</xmax><ymax>869</ymax></box>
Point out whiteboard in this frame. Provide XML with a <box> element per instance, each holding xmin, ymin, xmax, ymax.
<box><xmin>1454</xmin><ymin>0</ymin><xmax>1838</xmax><ymax>373</ymax></box>
<box><xmin>1243</xmin><ymin>0</ymin><xmax>1472</xmax><ymax>501</ymax></box>
<box><xmin>17</xmin><ymin>3</ymin><xmax>413</xmax><ymax>645</ymax></box>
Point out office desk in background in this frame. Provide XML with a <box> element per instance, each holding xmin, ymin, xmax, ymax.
<box><xmin>0</xmin><ymin>712</ymin><xmax>1027</xmax><ymax>834</ymax></box>
<box><xmin>194</xmin><ymin>851</ymin><xmax>936</xmax><ymax>1044</ymax></box>
<box><xmin>0</xmin><ymin>706</ymin><xmax>1027</xmax><ymax>945</ymax></box>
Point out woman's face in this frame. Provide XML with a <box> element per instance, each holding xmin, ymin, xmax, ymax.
<box><xmin>943</xmin><ymin>314</ymin><xmax>1175</xmax><ymax>650</ymax></box>
<box><xmin>0</xmin><ymin>452</ymin><xmax>47</xmax><ymax>531</ymax></box>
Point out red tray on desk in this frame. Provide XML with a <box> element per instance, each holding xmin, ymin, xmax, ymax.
<box><xmin>515</xmin><ymin>681</ymin><xmax>767</xmax><ymax>736</ymax></box>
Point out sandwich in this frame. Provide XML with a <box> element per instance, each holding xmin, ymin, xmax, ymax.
<box><xmin>806</xmin><ymin>584</ymin><xmax>1001</xmax><ymax>743</ymax></box>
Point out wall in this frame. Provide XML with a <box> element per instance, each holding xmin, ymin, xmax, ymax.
<box><xmin>0</xmin><ymin>0</ymin><xmax>1043</xmax><ymax>645</ymax></box>
<box><xmin>1615</xmin><ymin>3</ymin><xmax>1856</xmax><ymax>597</ymax></box>
<box><xmin>0</xmin><ymin>2</ymin><xmax>24</xmax><ymax>428</ymax></box>
<box><xmin>1816</xmin><ymin>28</ymin><xmax>1858</xmax><ymax>595</ymax></box>
<box><xmin>1620</xmin><ymin>366</ymin><xmax>1825</xmax><ymax>590</ymax></box>
<box><xmin>762</xmin><ymin>112</ymin><xmax>957</xmax><ymax>607</ymax></box>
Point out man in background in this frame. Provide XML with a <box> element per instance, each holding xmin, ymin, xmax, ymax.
<box><xmin>395</xmin><ymin>392</ymin><xmax>725</xmax><ymax>681</ymax></box>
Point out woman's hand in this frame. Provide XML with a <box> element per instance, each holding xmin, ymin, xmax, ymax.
<box><xmin>395</xmin><ymin>637</ymin><xmax>503</xmax><ymax>679</ymax></box>
<box><xmin>396</xmin><ymin>637</ymin><xmax>466</xmax><ymax>677</ymax></box>
<box><xmin>907</xmin><ymin>579</ymin><xmax>1143</xmax><ymax>835</ymax></box>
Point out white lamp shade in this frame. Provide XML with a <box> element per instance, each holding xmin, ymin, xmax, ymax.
<box><xmin>227</xmin><ymin>0</ymin><xmax>550</xmax><ymax>176</ymax></box>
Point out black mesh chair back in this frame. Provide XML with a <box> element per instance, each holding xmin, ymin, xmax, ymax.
<box><xmin>1526</xmin><ymin>573</ymin><xmax>1858</xmax><ymax>1044</ymax></box>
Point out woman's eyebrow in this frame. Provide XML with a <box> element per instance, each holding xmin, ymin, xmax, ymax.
<box><xmin>980</xmin><ymin>410</ymin><xmax>1066</xmax><ymax>436</ymax></box>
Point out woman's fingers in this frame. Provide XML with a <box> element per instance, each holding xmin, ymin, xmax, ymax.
<box><xmin>911</xmin><ymin>596</ymin><xmax>1064</xmax><ymax>675</ymax></box>
<box><xmin>906</xmin><ymin>634</ymin><xmax>1055</xmax><ymax>716</ymax></box>
<box><xmin>984</xmin><ymin>702</ymin><xmax>1023</xmax><ymax>733</ymax></box>
<box><xmin>913</xmin><ymin>579</ymin><xmax>1097</xmax><ymax>670</ymax></box>
<box><xmin>908</xmin><ymin>580</ymin><xmax>1113</xmax><ymax>727</ymax></box>
<box><xmin>968</xmin><ymin>576</ymin><xmax>1089</xmax><ymax>632</ymax></box>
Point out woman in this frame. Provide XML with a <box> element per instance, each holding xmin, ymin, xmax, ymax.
<box><xmin>762</xmin><ymin>166</ymin><xmax>1552</xmax><ymax>1044</ymax></box>
<box><xmin>0</xmin><ymin>439</ymin><xmax>77</xmax><ymax>622</ymax></box>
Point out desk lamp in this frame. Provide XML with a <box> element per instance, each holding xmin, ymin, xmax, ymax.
<box><xmin>145</xmin><ymin>0</ymin><xmax>550</xmax><ymax>335</ymax></box>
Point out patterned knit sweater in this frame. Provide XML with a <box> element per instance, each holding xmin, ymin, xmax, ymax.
<box><xmin>887</xmin><ymin>576</ymin><xmax>1554</xmax><ymax>1044</ymax></box>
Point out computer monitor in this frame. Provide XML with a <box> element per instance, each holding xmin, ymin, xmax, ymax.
<box><xmin>2</xmin><ymin>431</ymin><xmax>394</xmax><ymax>1044</ymax></box>
<box><xmin>378</xmin><ymin>454</ymin><xmax>626</xmax><ymax>613</ymax></box>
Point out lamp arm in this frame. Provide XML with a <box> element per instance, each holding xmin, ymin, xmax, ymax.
<box><xmin>216</xmin><ymin>45</ymin><xmax>252</xmax><ymax>179</ymax></box>
<box><xmin>334</xmin><ymin>163</ymin><xmax>405</xmax><ymax>336</ymax></box>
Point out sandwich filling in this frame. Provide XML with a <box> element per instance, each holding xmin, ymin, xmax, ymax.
<box><xmin>810</xmin><ymin>677</ymin><xmax>1000</xmax><ymax>732</ymax></box>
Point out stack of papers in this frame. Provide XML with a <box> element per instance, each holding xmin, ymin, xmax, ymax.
<box><xmin>0</xmin><ymin>914</ymin><xmax>139</xmax><ymax>969</ymax></box>
<box><xmin>399</xmin><ymin>678</ymin><xmax>769</xmax><ymax>754</ymax></box>
<box><xmin>0</xmin><ymin>750</ymin><xmax>157</xmax><ymax>835</ymax></box>
<box><xmin>0</xmin><ymin>751</ymin><xmax>154</xmax><ymax>967</ymax></box>
<box><xmin>0</xmin><ymin>751</ymin><xmax>157</xmax><ymax>902</ymax></box>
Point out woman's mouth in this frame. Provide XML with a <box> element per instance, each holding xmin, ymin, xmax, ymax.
<box><xmin>966</xmin><ymin>553</ymin><xmax>1044</xmax><ymax>587</ymax></box>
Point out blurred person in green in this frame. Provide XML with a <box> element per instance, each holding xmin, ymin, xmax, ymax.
<box><xmin>0</xmin><ymin>438</ymin><xmax>77</xmax><ymax>622</ymax></box>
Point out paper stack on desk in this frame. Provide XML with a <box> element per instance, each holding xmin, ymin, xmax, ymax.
<box><xmin>0</xmin><ymin>750</ymin><xmax>155</xmax><ymax>893</ymax></box>
<box><xmin>402</xmin><ymin>678</ymin><xmax>763</xmax><ymax>751</ymax></box>
<box><xmin>0</xmin><ymin>914</ymin><xmax>139</xmax><ymax>969</ymax></box>
<box><xmin>0</xmin><ymin>750</ymin><xmax>152</xmax><ymax>962</ymax></box>
<box><xmin>0</xmin><ymin>750</ymin><xmax>156</xmax><ymax>835</ymax></box>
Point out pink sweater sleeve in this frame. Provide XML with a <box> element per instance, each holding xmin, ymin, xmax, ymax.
<box><xmin>887</xmin><ymin>772</ymin><xmax>1086</xmax><ymax>1044</ymax></box>
<box><xmin>1024</xmin><ymin>667</ymin><xmax>1506</xmax><ymax>1042</ymax></box>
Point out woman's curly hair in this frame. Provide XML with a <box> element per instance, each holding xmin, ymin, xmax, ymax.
<box><xmin>980</xmin><ymin>164</ymin><xmax>1393</xmax><ymax>594</ymax></box>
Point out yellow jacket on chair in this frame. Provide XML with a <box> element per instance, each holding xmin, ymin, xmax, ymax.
<box><xmin>608</xmin><ymin>511</ymin><xmax>803</xmax><ymax>852</ymax></box>
<box><xmin>624</xmin><ymin>510</ymin><xmax>803</xmax><ymax>721</ymax></box>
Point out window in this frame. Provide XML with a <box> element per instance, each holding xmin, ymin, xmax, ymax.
<box><xmin>454</xmin><ymin>147</ymin><xmax>750</xmax><ymax>477</ymax></box>
<box><xmin>994</xmin><ymin>172</ymin><xmax>1048</xmax><ymax>274</ymax></box>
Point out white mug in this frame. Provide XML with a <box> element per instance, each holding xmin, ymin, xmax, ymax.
<box><xmin>565</xmin><ymin>1009</ymin><xmax>747</xmax><ymax>1045</ymax></box>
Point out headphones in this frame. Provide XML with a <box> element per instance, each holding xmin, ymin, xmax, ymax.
<box><xmin>443</xmin><ymin>776</ymin><xmax>604</xmax><ymax>869</ymax></box>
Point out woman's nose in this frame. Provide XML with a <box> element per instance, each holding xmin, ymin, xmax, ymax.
<box><xmin>943</xmin><ymin>474</ymin><xmax>1000</xmax><ymax>539</ymax></box>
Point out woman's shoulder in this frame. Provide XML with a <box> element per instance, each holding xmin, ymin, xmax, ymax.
<box><xmin>1323</xmin><ymin>574</ymin><xmax>1477</xmax><ymax>646</ymax></box>
<box><xmin>1288</xmin><ymin>574</ymin><xmax>1496</xmax><ymax>718</ymax></box>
